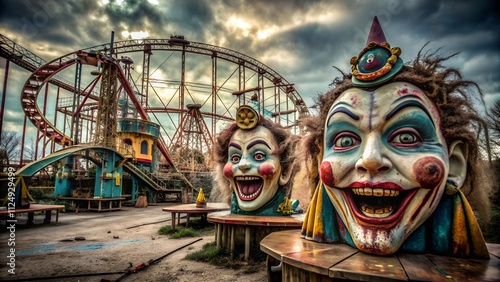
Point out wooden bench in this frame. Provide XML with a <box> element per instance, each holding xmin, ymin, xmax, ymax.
<box><xmin>260</xmin><ymin>229</ymin><xmax>500</xmax><ymax>282</ymax></box>
<box><xmin>162</xmin><ymin>203</ymin><xmax>230</xmax><ymax>231</ymax></box>
<box><xmin>58</xmin><ymin>197</ymin><xmax>125</xmax><ymax>212</ymax></box>
<box><xmin>208</xmin><ymin>212</ymin><xmax>304</xmax><ymax>261</ymax></box>
<box><xmin>0</xmin><ymin>204</ymin><xmax>65</xmax><ymax>225</ymax></box>
<box><xmin>158</xmin><ymin>189</ymin><xmax>183</xmax><ymax>202</ymax></box>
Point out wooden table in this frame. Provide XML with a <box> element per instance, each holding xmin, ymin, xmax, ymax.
<box><xmin>260</xmin><ymin>229</ymin><xmax>500</xmax><ymax>282</ymax></box>
<box><xmin>58</xmin><ymin>197</ymin><xmax>125</xmax><ymax>212</ymax></box>
<box><xmin>208</xmin><ymin>212</ymin><xmax>303</xmax><ymax>260</ymax></box>
<box><xmin>162</xmin><ymin>203</ymin><xmax>230</xmax><ymax>231</ymax></box>
<box><xmin>0</xmin><ymin>204</ymin><xmax>65</xmax><ymax>225</ymax></box>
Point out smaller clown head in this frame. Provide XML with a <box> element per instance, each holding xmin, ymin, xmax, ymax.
<box><xmin>214</xmin><ymin>106</ymin><xmax>297</xmax><ymax>213</ymax></box>
<box><xmin>224</xmin><ymin>125</ymin><xmax>283</xmax><ymax>211</ymax></box>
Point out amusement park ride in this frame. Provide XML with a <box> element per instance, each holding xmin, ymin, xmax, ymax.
<box><xmin>0</xmin><ymin>32</ymin><xmax>310</xmax><ymax>204</ymax></box>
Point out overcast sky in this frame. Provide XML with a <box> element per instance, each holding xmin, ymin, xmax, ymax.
<box><xmin>1</xmin><ymin>0</ymin><xmax>499</xmax><ymax>136</ymax></box>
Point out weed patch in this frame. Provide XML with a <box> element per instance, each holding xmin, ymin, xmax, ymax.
<box><xmin>158</xmin><ymin>223</ymin><xmax>210</xmax><ymax>239</ymax></box>
<box><xmin>186</xmin><ymin>242</ymin><xmax>265</xmax><ymax>270</ymax></box>
<box><xmin>186</xmin><ymin>242</ymin><xmax>234</xmax><ymax>268</ymax></box>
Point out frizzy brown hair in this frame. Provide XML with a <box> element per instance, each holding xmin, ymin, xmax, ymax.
<box><xmin>300</xmin><ymin>47</ymin><xmax>492</xmax><ymax>223</ymax></box>
<box><xmin>213</xmin><ymin>116</ymin><xmax>299</xmax><ymax>199</ymax></box>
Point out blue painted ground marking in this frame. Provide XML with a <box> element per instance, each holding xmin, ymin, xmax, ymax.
<box><xmin>18</xmin><ymin>239</ymin><xmax>146</xmax><ymax>255</ymax></box>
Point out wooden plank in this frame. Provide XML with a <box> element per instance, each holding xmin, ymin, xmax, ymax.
<box><xmin>283</xmin><ymin>262</ymin><xmax>335</xmax><ymax>282</ymax></box>
<box><xmin>329</xmin><ymin>251</ymin><xmax>407</xmax><ymax>281</ymax></box>
<box><xmin>207</xmin><ymin>213</ymin><xmax>303</xmax><ymax>227</ymax></box>
<box><xmin>487</xmin><ymin>243</ymin><xmax>500</xmax><ymax>259</ymax></box>
<box><xmin>245</xmin><ymin>226</ymin><xmax>250</xmax><ymax>260</ymax></box>
<box><xmin>260</xmin><ymin>230</ymin><xmax>332</xmax><ymax>260</ymax></box>
<box><xmin>58</xmin><ymin>197</ymin><xmax>125</xmax><ymax>201</ymax></box>
<box><xmin>217</xmin><ymin>223</ymin><xmax>222</xmax><ymax>248</ymax></box>
<box><xmin>283</xmin><ymin>244</ymin><xmax>358</xmax><ymax>276</ymax></box>
<box><xmin>230</xmin><ymin>225</ymin><xmax>235</xmax><ymax>255</ymax></box>
<box><xmin>398</xmin><ymin>253</ymin><xmax>450</xmax><ymax>281</ymax></box>
<box><xmin>0</xmin><ymin>204</ymin><xmax>64</xmax><ymax>215</ymax></box>
<box><xmin>427</xmin><ymin>253</ymin><xmax>500</xmax><ymax>282</ymax></box>
<box><xmin>162</xmin><ymin>202</ymin><xmax>229</xmax><ymax>214</ymax></box>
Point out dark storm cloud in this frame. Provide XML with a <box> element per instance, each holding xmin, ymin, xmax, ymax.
<box><xmin>0</xmin><ymin>0</ymin><xmax>99</xmax><ymax>45</ymax></box>
<box><xmin>0</xmin><ymin>0</ymin><xmax>498</xmax><ymax>115</ymax></box>
<box><xmin>103</xmin><ymin>0</ymin><xmax>167</xmax><ymax>33</ymax></box>
<box><xmin>166</xmin><ymin>0</ymin><xmax>214</xmax><ymax>32</ymax></box>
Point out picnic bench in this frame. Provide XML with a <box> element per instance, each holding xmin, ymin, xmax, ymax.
<box><xmin>260</xmin><ymin>229</ymin><xmax>500</xmax><ymax>282</ymax></box>
<box><xmin>208</xmin><ymin>212</ymin><xmax>304</xmax><ymax>260</ymax></box>
<box><xmin>0</xmin><ymin>204</ymin><xmax>65</xmax><ymax>225</ymax></box>
<box><xmin>162</xmin><ymin>202</ymin><xmax>230</xmax><ymax>231</ymax></box>
<box><xmin>57</xmin><ymin>197</ymin><xmax>125</xmax><ymax>212</ymax></box>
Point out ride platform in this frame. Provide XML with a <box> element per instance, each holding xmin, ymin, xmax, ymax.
<box><xmin>58</xmin><ymin>197</ymin><xmax>125</xmax><ymax>213</ymax></box>
<box><xmin>260</xmin><ymin>229</ymin><xmax>500</xmax><ymax>282</ymax></box>
<box><xmin>208</xmin><ymin>211</ymin><xmax>304</xmax><ymax>261</ymax></box>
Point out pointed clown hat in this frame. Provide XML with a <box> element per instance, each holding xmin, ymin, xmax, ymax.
<box><xmin>350</xmin><ymin>16</ymin><xmax>403</xmax><ymax>86</ymax></box>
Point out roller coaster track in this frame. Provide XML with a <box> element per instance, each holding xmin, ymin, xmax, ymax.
<box><xmin>1</xmin><ymin>34</ymin><xmax>310</xmax><ymax>173</ymax></box>
<box><xmin>0</xmin><ymin>35</ymin><xmax>176</xmax><ymax>166</ymax></box>
<box><xmin>0</xmin><ymin>34</ymin><xmax>100</xmax><ymax>144</ymax></box>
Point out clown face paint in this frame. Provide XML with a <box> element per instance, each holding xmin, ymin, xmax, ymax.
<box><xmin>322</xmin><ymin>82</ymin><xmax>448</xmax><ymax>255</ymax></box>
<box><xmin>223</xmin><ymin>126</ymin><xmax>281</xmax><ymax>211</ymax></box>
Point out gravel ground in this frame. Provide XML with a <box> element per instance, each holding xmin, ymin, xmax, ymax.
<box><xmin>0</xmin><ymin>203</ymin><xmax>267</xmax><ymax>282</ymax></box>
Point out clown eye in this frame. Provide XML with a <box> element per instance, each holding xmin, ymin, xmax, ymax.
<box><xmin>230</xmin><ymin>154</ymin><xmax>241</xmax><ymax>164</ymax></box>
<box><xmin>334</xmin><ymin>132</ymin><xmax>360</xmax><ymax>151</ymax></box>
<box><xmin>254</xmin><ymin>151</ymin><xmax>266</xmax><ymax>161</ymax></box>
<box><xmin>389</xmin><ymin>129</ymin><xmax>421</xmax><ymax>147</ymax></box>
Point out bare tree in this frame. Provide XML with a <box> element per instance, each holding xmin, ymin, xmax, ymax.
<box><xmin>486</xmin><ymin>99</ymin><xmax>500</xmax><ymax>159</ymax></box>
<box><xmin>0</xmin><ymin>131</ymin><xmax>21</xmax><ymax>165</ymax></box>
<box><xmin>23</xmin><ymin>136</ymin><xmax>41</xmax><ymax>162</ymax></box>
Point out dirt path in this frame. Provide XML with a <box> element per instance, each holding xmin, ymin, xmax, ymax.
<box><xmin>0</xmin><ymin>203</ymin><xmax>267</xmax><ymax>282</ymax></box>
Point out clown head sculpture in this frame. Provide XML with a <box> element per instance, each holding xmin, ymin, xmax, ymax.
<box><xmin>214</xmin><ymin>105</ymin><xmax>299</xmax><ymax>216</ymax></box>
<box><xmin>300</xmin><ymin>17</ymin><xmax>491</xmax><ymax>258</ymax></box>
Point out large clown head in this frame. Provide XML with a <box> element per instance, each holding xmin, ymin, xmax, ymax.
<box><xmin>300</xmin><ymin>16</ymin><xmax>491</xmax><ymax>257</ymax></box>
<box><xmin>320</xmin><ymin>81</ymin><xmax>467</xmax><ymax>254</ymax></box>
<box><xmin>213</xmin><ymin>105</ymin><xmax>297</xmax><ymax>214</ymax></box>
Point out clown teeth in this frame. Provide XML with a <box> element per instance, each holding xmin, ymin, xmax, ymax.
<box><xmin>361</xmin><ymin>204</ymin><xmax>394</xmax><ymax>218</ymax></box>
<box><xmin>353</xmin><ymin>188</ymin><xmax>399</xmax><ymax>197</ymax></box>
<box><xmin>236</xmin><ymin>176</ymin><xmax>260</xmax><ymax>181</ymax></box>
<box><xmin>238</xmin><ymin>188</ymin><xmax>261</xmax><ymax>199</ymax></box>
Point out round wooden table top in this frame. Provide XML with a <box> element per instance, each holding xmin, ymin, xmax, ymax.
<box><xmin>208</xmin><ymin>211</ymin><xmax>304</xmax><ymax>227</ymax></box>
<box><xmin>260</xmin><ymin>229</ymin><xmax>500</xmax><ymax>281</ymax></box>
<box><xmin>161</xmin><ymin>202</ymin><xmax>230</xmax><ymax>213</ymax></box>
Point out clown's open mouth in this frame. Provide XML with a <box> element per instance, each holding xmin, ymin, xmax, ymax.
<box><xmin>344</xmin><ymin>187</ymin><xmax>416</xmax><ymax>223</ymax></box>
<box><xmin>352</xmin><ymin>188</ymin><xmax>403</xmax><ymax>218</ymax></box>
<box><xmin>235</xmin><ymin>176</ymin><xmax>263</xmax><ymax>201</ymax></box>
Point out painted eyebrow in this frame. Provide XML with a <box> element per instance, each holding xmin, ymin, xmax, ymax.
<box><xmin>386</xmin><ymin>95</ymin><xmax>435</xmax><ymax>128</ymax></box>
<box><xmin>247</xmin><ymin>139</ymin><xmax>272</xmax><ymax>150</ymax></box>
<box><xmin>327</xmin><ymin>102</ymin><xmax>360</xmax><ymax>125</ymax></box>
<box><xmin>229</xmin><ymin>142</ymin><xmax>242</xmax><ymax>150</ymax></box>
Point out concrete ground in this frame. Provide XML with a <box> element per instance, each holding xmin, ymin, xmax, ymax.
<box><xmin>0</xmin><ymin>202</ymin><xmax>267</xmax><ymax>282</ymax></box>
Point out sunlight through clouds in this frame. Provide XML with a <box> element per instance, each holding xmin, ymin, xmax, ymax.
<box><xmin>226</xmin><ymin>17</ymin><xmax>252</xmax><ymax>37</ymax></box>
<box><xmin>223</xmin><ymin>5</ymin><xmax>344</xmax><ymax>41</ymax></box>
<box><xmin>121</xmin><ymin>30</ymin><xmax>150</xmax><ymax>39</ymax></box>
